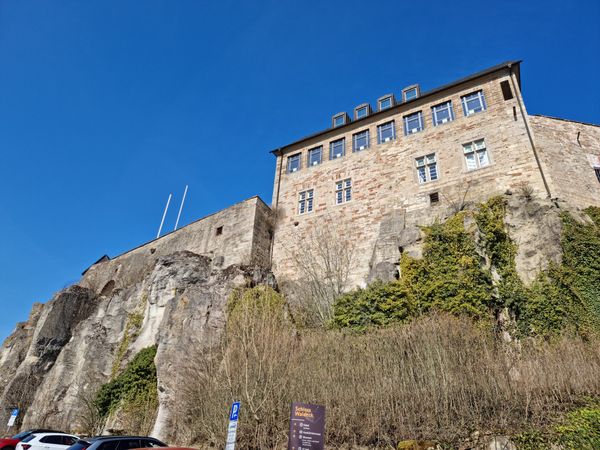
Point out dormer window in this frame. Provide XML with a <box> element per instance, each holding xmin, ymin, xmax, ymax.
<box><xmin>354</xmin><ymin>103</ymin><xmax>372</xmax><ymax>120</ymax></box>
<box><xmin>332</xmin><ymin>112</ymin><xmax>350</xmax><ymax>128</ymax></box>
<box><xmin>402</xmin><ymin>85</ymin><xmax>420</xmax><ymax>102</ymax></box>
<box><xmin>287</xmin><ymin>153</ymin><xmax>301</xmax><ymax>173</ymax></box>
<box><xmin>378</xmin><ymin>94</ymin><xmax>395</xmax><ymax>111</ymax></box>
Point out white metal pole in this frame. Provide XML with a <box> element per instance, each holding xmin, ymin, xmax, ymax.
<box><xmin>174</xmin><ymin>185</ymin><xmax>188</xmax><ymax>231</ymax></box>
<box><xmin>157</xmin><ymin>193</ymin><xmax>172</xmax><ymax>239</ymax></box>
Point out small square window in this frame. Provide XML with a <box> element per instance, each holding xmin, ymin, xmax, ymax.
<box><xmin>298</xmin><ymin>189</ymin><xmax>314</xmax><ymax>214</ymax></box>
<box><xmin>353</xmin><ymin>130</ymin><xmax>370</xmax><ymax>151</ymax></box>
<box><xmin>216</xmin><ymin>226</ymin><xmax>223</xmax><ymax>236</ymax></box>
<box><xmin>332</xmin><ymin>112</ymin><xmax>349</xmax><ymax>128</ymax></box>
<box><xmin>429</xmin><ymin>192</ymin><xmax>440</xmax><ymax>204</ymax></box>
<box><xmin>403</xmin><ymin>111</ymin><xmax>424</xmax><ymax>135</ymax></box>
<box><xmin>308</xmin><ymin>146</ymin><xmax>322</xmax><ymax>166</ymax></box>
<box><xmin>330</xmin><ymin>138</ymin><xmax>345</xmax><ymax>159</ymax></box>
<box><xmin>287</xmin><ymin>153</ymin><xmax>301</xmax><ymax>173</ymax></box>
<box><xmin>335</xmin><ymin>178</ymin><xmax>352</xmax><ymax>205</ymax></box>
<box><xmin>432</xmin><ymin>101</ymin><xmax>454</xmax><ymax>126</ymax></box>
<box><xmin>403</xmin><ymin>85</ymin><xmax>420</xmax><ymax>102</ymax></box>
<box><xmin>461</xmin><ymin>90</ymin><xmax>487</xmax><ymax>116</ymax></box>
<box><xmin>377</xmin><ymin>121</ymin><xmax>395</xmax><ymax>144</ymax></box>
<box><xmin>415</xmin><ymin>153</ymin><xmax>438</xmax><ymax>183</ymax></box>
<box><xmin>354</xmin><ymin>103</ymin><xmax>372</xmax><ymax>120</ymax></box>
<box><xmin>463</xmin><ymin>138</ymin><xmax>490</xmax><ymax>170</ymax></box>
<box><xmin>378</xmin><ymin>94</ymin><xmax>395</xmax><ymax>111</ymax></box>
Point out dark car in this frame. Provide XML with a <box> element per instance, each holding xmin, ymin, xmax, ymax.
<box><xmin>1</xmin><ymin>430</ymin><xmax>63</xmax><ymax>450</ymax></box>
<box><xmin>67</xmin><ymin>437</ymin><xmax>166</xmax><ymax>450</ymax></box>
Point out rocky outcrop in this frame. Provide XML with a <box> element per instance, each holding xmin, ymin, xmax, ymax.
<box><xmin>0</xmin><ymin>251</ymin><xmax>274</xmax><ymax>441</ymax></box>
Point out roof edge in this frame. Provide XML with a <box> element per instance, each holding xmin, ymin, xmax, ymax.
<box><xmin>270</xmin><ymin>60</ymin><xmax>522</xmax><ymax>155</ymax></box>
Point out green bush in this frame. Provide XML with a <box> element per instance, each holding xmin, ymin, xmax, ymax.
<box><xmin>95</xmin><ymin>346</ymin><xmax>158</xmax><ymax>418</ymax></box>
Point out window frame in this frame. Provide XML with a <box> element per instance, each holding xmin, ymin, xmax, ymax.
<box><xmin>595</xmin><ymin>167</ymin><xmax>600</xmax><ymax>183</ymax></box>
<box><xmin>377</xmin><ymin>121</ymin><xmax>396</xmax><ymax>144</ymax></box>
<box><xmin>354</xmin><ymin>103</ymin><xmax>371</xmax><ymax>120</ymax></box>
<box><xmin>403</xmin><ymin>111</ymin><xmax>424</xmax><ymax>135</ymax></box>
<box><xmin>332</xmin><ymin>112</ymin><xmax>349</xmax><ymax>128</ymax></box>
<box><xmin>286</xmin><ymin>153</ymin><xmax>301</xmax><ymax>173</ymax></box>
<box><xmin>377</xmin><ymin>94</ymin><xmax>395</xmax><ymax>111</ymax></box>
<box><xmin>298</xmin><ymin>189</ymin><xmax>314</xmax><ymax>215</ymax></box>
<box><xmin>462</xmin><ymin>138</ymin><xmax>490</xmax><ymax>171</ymax></box>
<box><xmin>352</xmin><ymin>129</ymin><xmax>370</xmax><ymax>152</ymax></box>
<box><xmin>431</xmin><ymin>100</ymin><xmax>455</xmax><ymax>126</ymax></box>
<box><xmin>335</xmin><ymin>178</ymin><xmax>352</xmax><ymax>205</ymax></box>
<box><xmin>415</xmin><ymin>153</ymin><xmax>439</xmax><ymax>184</ymax></box>
<box><xmin>461</xmin><ymin>90</ymin><xmax>487</xmax><ymax>116</ymax></box>
<box><xmin>402</xmin><ymin>84</ymin><xmax>420</xmax><ymax>102</ymax></box>
<box><xmin>329</xmin><ymin>138</ymin><xmax>345</xmax><ymax>160</ymax></box>
<box><xmin>307</xmin><ymin>146</ymin><xmax>323</xmax><ymax>167</ymax></box>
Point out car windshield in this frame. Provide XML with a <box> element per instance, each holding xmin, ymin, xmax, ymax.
<box><xmin>11</xmin><ymin>432</ymin><xmax>32</xmax><ymax>440</ymax></box>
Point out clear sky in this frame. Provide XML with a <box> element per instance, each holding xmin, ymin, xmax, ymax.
<box><xmin>1</xmin><ymin>0</ymin><xmax>599</xmax><ymax>341</ymax></box>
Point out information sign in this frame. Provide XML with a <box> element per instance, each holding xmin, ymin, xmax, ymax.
<box><xmin>287</xmin><ymin>402</ymin><xmax>325</xmax><ymax>450</ymax></box>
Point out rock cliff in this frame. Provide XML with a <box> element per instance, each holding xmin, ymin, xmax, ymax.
<box><xmin>0</xmin><ymin>250</ymin><xmax>274</xmax><ymax>441</ymax></box>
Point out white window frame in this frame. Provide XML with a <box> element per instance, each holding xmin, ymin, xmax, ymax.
<box><xmin>377</xmin><ymin>121</ymin><xmax>396</xmax><ymax>144</ymax></box>
<box><xmin>353</xmin><ymin>130</ymin><xmax>370</xmax><ymax>151</ymax></box>
<box><xmin>335</xmin><ymin>178</ymin><xmax>352</xmax><ymax>205</ymax></box>
<box><xmin>432</xmin><ymin>101</ymin><xmax>454</xmax><ymax>126</ymax></box>
<box><xmin>415</xmin><ymin>153</ymin><xmax>439</xmax><ymax>184</ymax></box>
<box><xmin>378</xmin><ymin>95</ymin><xmax>394</xmax><ymax>111</ymax></box>
<box><xmin>461</xmin><ymin>90</ymin><xmax>487</xmax><ymax>116</ymax></box>
<box><xmin>307</xmin><ymin>146</ymin><xmax>322</xmax><ymax>166</ymax></box>
<box><xmin>298</xmin><ymin>189</ymin><xmax>314</xmax><ymax>214</ymax></box>
<box><xmin>287</xmin><ymin>153</ymin><xmax>301</xmax><ymax>173</ymax></box>
<box><xmin>355</xmin><ymin>105</ymin><xmax>370</xmax><ymax>120</ymax></box>
<box><xmin>403</xmin><ymin>111</ymin><xmax>424</xmax><ymax>135</ymax></box>
<box><xmin>462</xmin><ymin>139</ymin><xmax>490</xmax><ymax>171</ymax></box>
<box><xmin>402</xmin><ymin>85</ymin><xmax>420</xmax><ymax>102</ymax></box>
<box><xmin>332</xmin><ymin>112</ymin><xmax>348</xmax><ymax>128</ymax></box>
<box><xmin>330</xmin><ymin>138</ymin><xmax>345</xmax><ymax>160</ymax></box>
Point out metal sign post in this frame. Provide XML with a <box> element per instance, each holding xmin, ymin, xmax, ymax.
<box><xmin>225</xmin><ymin>401</ymin><xmax>240</xmax><ymax>450</ymax></box>
<box><xmin>6</xmin><ymin>408</ymin><xmax>19</xmax><ymax>433</ymax></box>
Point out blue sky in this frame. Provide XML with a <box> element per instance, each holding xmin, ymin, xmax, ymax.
<box><xmin>1</xmin><ymin>0</ymin><xmax>599</xmax><ymax>341</ymax></box>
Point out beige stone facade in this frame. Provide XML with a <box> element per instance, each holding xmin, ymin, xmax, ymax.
<box><xmin>269</xmin><ymin>62</ymin><xmax>599</xmax><ymax>288</ymax></box>
<box><xmin>81</xmin><ymin>196</ymin><xmax>274</xmax><ymax>291</ymax></box>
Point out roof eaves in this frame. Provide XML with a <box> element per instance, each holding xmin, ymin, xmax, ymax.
<box><xmin>270</xmin><ymin>60</ymin><xmax>522</xmax><ymax>155</ymax></box>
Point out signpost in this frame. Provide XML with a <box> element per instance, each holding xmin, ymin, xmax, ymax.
<box><xmin>225</xmin><ymin>401</ymin><xmax>240</xmax><ymax>450</ymax></box>
<box><xmin>6</xmin><ymin>408</ymin><xmax>19</xmax><ymax>432</ymax></box>
<box><xmin>288</xmin><ymin>402</ymin><xmax>325</xmax><ymax>450</ymax></box>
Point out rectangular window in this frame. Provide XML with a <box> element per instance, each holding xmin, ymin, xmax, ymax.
<box><xmin>432</xmin><ymin>101</ymin><xmax>454</xmax><ymax>126</ymax></box>
<box><xmin>378</xmin><ymin>95</ymin><xmax>394</xmax><ymax>111</ymax></box>
<box><xmin>595</xmin><ymin>168</ymin><xmax>600</xmax><ymax>183</ymax></box>
<box><xmin>287</xmin><ymin>153</ymin><xmax>301</xmax><ymax>173</ymax></box>
<box><xmin>429</xmin><ymin>192</ymin><xmax>440</xmax><ymax>204</ymax></box>
<box><xmin>332</xmin><ymin>113</ymin><xmax>348</xmax><ymax>128</ymax></box>
<box><xmin>415</xmin><ymin>153</ymin><xmax>438</xmax><ymax>183</ymax></box>
<box><xmin>500</xmin><ymin>80</ymin><xmax>514</xmax><ymax>100</ymax></box>
<box><xmin>403</xmin><ymin>85</ymin><xmax>420</xmax><ymax>102</ymax></box>
<box><xmin>377</xmin><ymin>121</ymin><xmax>395</xmax><ymax>143</ymax></box>
<box><xmin>403</xmin><ymin>111</ymin><xmax>424</xmax><ymax>135</ymax></box>
<box><xmin>353</xmin><ymin>130</ymin><xmax>370</xmax><ymax>151</ymax></box>
<box><xmin>461</xmin><ymin>90</ymin><xmax>487</xmax><ymax>116</ymax></box>
<box><xmin>330</xmin><ymin>138</ymin><xmax>345</xmax><ymax>159</ymax></box>
<box><xmin>355</xmin><ymin>105</ymin><xmax>369</xmax><ymax>119</ymax></box>
<box><xmin>463</xmin><ymin>139</ymin><xmax>490</xmax><ymax>170</ymax></box>
<box><xmin>308</xmin><ymin>146</ymin><xmax>322</xmax><ymax>166</ymax></box>
<box><xmin>298</xmin><ymin>189</ymin><xmax>314</xmax><ymax>214</ymax></box>
<box><xmin>335</xmin><ymin>178</ymin><xmax>352</xmax><ymax>204</ymax></box>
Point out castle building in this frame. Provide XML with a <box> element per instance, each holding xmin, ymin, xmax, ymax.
<box><xmin>83</xmin><ymin>61</ymin><xmax>600</xmax><ymax>293</ymax></box>
<box><xmin>269</xmin><ymin>61</ymin><xmax>600</xmax><ymax>287</ymax></box>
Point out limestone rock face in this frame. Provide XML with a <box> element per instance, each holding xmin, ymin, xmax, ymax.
<box><xmin>0</xmin><ymin>251</ymin><xmax>273</xmax><ymax>441</ymax></box>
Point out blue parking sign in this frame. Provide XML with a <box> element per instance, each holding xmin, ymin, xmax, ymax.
<box><xmin>229</xmin><ymin>402</ymin><xmax>240</xmax><ymax>421</ymax></box>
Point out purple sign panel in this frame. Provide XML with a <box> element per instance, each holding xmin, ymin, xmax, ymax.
<box><xmin>288</xmin><ymin>402</ymin><xmax>325</xmax><ymax>450</ymax></box>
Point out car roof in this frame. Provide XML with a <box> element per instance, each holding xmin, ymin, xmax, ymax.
<box><xmin>31</xmin><ymin>433</ymin><xmax>77</xmax><ymax>438</ymax></box>
<box><xmin>86</xmin><ymin>437</ymin><xmax>162</xmax><ymax>441</ymax></box>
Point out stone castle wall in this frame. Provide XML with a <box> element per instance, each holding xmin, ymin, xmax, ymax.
<box><xmin>530</xmin><ymin>115</ymin><xmax>600</xmax><ymax>209</ymax></box>
<box><xmin>81</xmin><ymin>196</ymin><xmax>273</xmax><ymax>293</ymax></box>
<box><xmin>269</xmin><ymin>67</ymin><xmax>550</xmax><ymax>288</ymax></box>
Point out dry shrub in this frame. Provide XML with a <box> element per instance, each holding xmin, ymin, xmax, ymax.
<box><xmin>173</xmin><ymin>306</ymin><xmax>600</xmax><ymax>448</ymax></box>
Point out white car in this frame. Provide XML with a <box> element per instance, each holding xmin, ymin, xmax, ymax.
<box><xmin>16</xmin><ymin>433</ymin><xmax>78</xmax><ymax>450</ymax></box>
